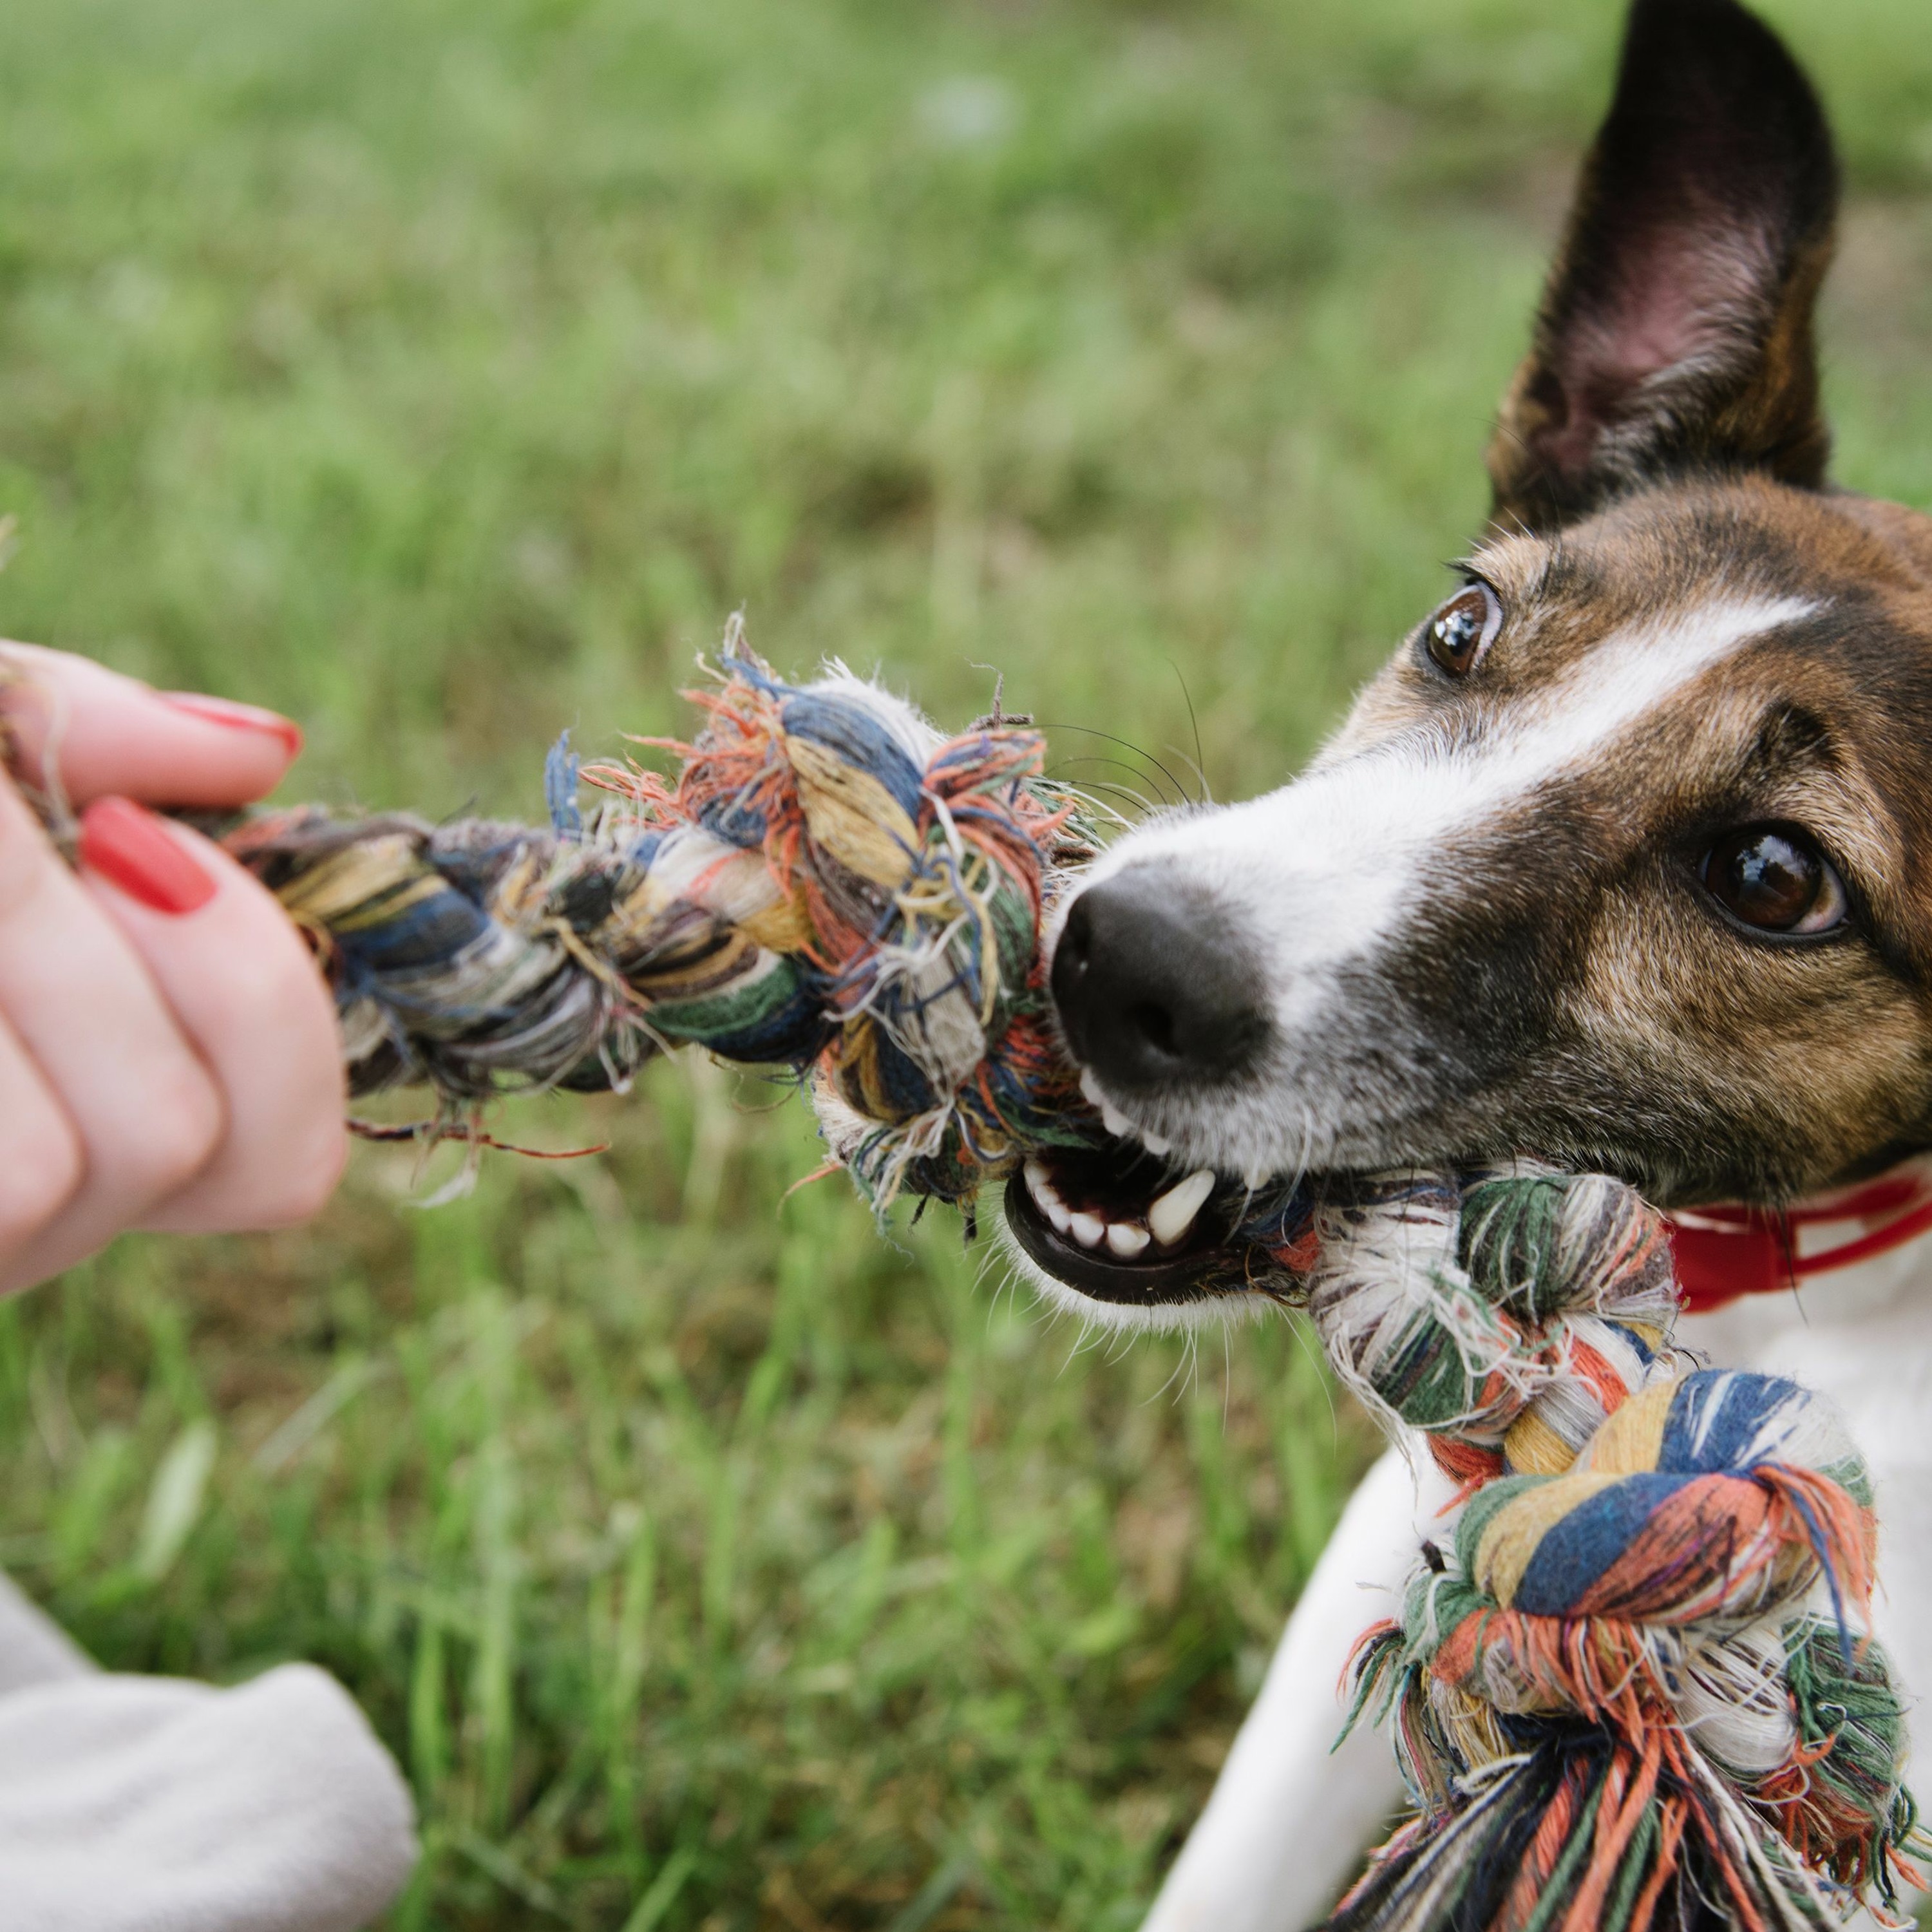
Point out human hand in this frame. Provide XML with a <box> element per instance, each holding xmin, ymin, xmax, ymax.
<box><xmin>0</xmin><ymin>643</ymin><xmax>345</xmax><ymax>1294</ymax></box>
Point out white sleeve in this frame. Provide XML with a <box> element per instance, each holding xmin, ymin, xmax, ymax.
<box><xmin>0</xmin><ymin>1570</ymin><xmax>417</xmax><ymax>1932</ymax></box>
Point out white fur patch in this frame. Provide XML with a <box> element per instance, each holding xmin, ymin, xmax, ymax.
<box><xmin>1084</xmin><ymin>595</ymin><xmax>1817</xmax><ymax>1036</ymax></box>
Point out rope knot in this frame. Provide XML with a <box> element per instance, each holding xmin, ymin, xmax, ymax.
<box><xmin>1326</xmin><ymin>1173</ymin><xmax>1919</xmax><ymax>1931</ymax></box>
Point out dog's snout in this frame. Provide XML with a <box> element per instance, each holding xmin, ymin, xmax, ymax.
<box><xmin>1052</xmin><ymin>866</ymin><xmax>1271</xmax><ymax>1094</ymax></box>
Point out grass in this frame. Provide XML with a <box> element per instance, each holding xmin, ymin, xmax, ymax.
<box><xmin>3</xmin><ymin>0</ymin><xmax>1932</xmax><ymax>1926</ymax></box>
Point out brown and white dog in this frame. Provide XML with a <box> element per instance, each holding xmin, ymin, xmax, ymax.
<box><xmin>996</xmin><ymin>3</ymin><xmax>1932</xmax><ymax>1924</ymax></box>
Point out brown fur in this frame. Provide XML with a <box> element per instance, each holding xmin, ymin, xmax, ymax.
<box><xmin>1331</xmin><ymin>477</ymin><xmax>1932</xmax><ymax>1203</ymax></box>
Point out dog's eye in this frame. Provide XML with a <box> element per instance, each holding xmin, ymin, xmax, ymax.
<box><xmin>1701</xmin><ymin>826</ymin><xmax>1848</xmax><ymax>936</ymax></box>
<box><xmin>1423</xmin><ymin>583</ymin><xmax>1501</xmax><ymax>678</ymax></box>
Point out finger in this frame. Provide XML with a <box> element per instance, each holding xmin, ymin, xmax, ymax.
<box><xmin>78</xmin><ymin>802</ymin><xmax>346</xmax><ymax>1233</ymax></box>
<box><xmin>0</xmin><ymin>1008</ymin><xmax>84</xmax><ymax>1274</ymax></box>
<box><xmin>0</xmin><ymin>773</ymin><xmax>231</xmax><ymax>1291</ymax></box>
<box><xmin>0</xmin><ymin>640</ymin><xmax>301</xmax><ymax>809</ymax></box>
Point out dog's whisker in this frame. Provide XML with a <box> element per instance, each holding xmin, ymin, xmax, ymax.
<box><xmin>1032</xmin><ymin>721</ymin><xmax>1195</xmax><ymax>810</ymax></box>
<box><xmin>1043</xmin><ymin>763</ymin><xmax>1164</xmax><ymax>819</ymax></box>
<box><xmin>1166</xmin><ymin>659</ymin><xmax>1212</xmax><ymax>806</ymax></box>
<box><xmin>1162</xmin><ymin>745</ymin><xmax>1214</xmax><ymax>810</ymax></box>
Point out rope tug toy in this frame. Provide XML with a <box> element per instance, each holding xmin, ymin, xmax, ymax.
<box><xmin>1314</xmin><ymin>1170</ymin><xmax>1917</xmax><ymax>1931</ymax></box>
<box><xmin>90</xmin><ymin>638</ymin><xmax>1926</xmax><ymax>1927</ymax></box>
<box><xmin>222</xmin><ymin>622</ymin><xmax>1107</xmax><ymax>1220</ymax></box>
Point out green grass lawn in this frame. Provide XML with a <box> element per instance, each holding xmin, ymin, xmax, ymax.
<box><xmin>4</xmin><ymin>1</ymin><xmax>1932</xmax><ymax>1926</ymax></box>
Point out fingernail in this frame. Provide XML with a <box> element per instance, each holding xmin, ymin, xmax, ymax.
<box><xmin>79</xmin><ymin>798</ymin><xmax>218</xmax><ymax>914</ymax></box>
<box><xmin>159</xmin><ymin>691</ymin><xmax>303</xmax><ymax>757</ymax></box>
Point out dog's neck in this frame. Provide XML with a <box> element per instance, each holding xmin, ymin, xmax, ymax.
<box><xmin>1669</xmin><ymin>1156</ymin><xmax>1932</xmax><ymax>1312</ymax></box>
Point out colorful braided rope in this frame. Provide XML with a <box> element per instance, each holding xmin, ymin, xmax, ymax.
<box><xmin>1323</xmin><ymin>1169</ymin><xmax>1921</xmax><ymax>1932</ymax></box>
<box><xmin>220</xmin><ymin>628</ymin><xmax>1110</xmax><ymax>1213</ymax></box>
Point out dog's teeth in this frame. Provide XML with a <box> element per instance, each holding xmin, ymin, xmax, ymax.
<box><xmin>1106</xmin><ymin>1221</ymin><xmax>1151</xmax><ymax>1259</ymax></box>
<box><xmin>1023</xmin><ymin>1159</ymin><xmax>1074</xmax><ymax>1233</ymax></box>
<box><xmin>1149</xmin><ymin>1169</ymin><xmax>1215</xmax><ymax>1246</ymax></box>
<box><xmin>1024</xmin><ymin>1159</ymin><xmax>1061</xmax><ymax>1208</ymax></box>
<box><xmin>1080</xmin><ymin>1069</ymin><xmax>1106</xmax><ymax>1109</ymax></box>
<box><xmin>1243</xmin><ymin>1162</ymin><xmax>1272</xmax><ymax>1191</ymax></box>
<box><xmin>1140</xmin><ymin>1128</ymin><xmax>1171</xmax><ymax>1157</ymax></box>
<box><xmin>1069</xmin><ymin>1211</ymin><xmax>1105</xmax><ymax>1249</ymax></box>
<box><xmin>1100</xmin><ymin>1099</ymin><xmax>1133</xmax><ymax>1139</ymax></box>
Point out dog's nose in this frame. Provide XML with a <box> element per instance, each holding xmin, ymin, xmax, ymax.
<box><xmin>1052</xmin><ymin>865</ymin><xmax>1271</xmax><ymax>1093</ymax></box>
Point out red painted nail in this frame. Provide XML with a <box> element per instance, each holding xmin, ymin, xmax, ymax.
<box><xmin>79</xmin><ymin>798</ymin><xmax>218</xmax><ymax>915</ymax></box>
<box><xmin>159</xmin><ymin>691</ymin><xmax>303</xmax><ymax>757</ymax></box>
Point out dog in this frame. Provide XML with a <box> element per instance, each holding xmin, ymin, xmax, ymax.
<box><xmin>994</xmin><ymin>2</ymin><xmax>1932</xmax><ymax>1924</ymax></box>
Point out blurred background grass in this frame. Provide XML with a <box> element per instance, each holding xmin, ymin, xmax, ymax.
<box><xmin>3</xmin><ymin>0</ymin><xmax>1932</xmax><ymax>1926</ymax></box>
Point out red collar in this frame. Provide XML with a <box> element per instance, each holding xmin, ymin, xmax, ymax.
<box><xmin>1666</xmin><ymin>1161</ymin><xmax>1932</xmax><ymax>1313</ymax></box>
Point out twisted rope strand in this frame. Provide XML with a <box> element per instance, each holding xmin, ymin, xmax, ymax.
<box><xmin>217</xmin><ymin>634</ymin><xmax>1111</xmax><ymax>1211</ymax></box>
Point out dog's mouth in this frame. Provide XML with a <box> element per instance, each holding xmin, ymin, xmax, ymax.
<box><xmin>1001</xmin><ymin>1133</ymin><xmax>1316</xmax><ymax>1316</ymax></box>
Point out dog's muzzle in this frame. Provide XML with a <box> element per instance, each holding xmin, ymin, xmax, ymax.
<box><xmin>1050</xmin><ymin>862</ymin><xmax>1273</xmax><ymax>1097</ymax></box>
<box><xmin>997</xmin><ymin>864</ymin><xmax>1304</xmax><ymax>1322</ymax></box>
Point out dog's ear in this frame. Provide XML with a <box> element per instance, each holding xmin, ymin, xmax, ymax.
<box><xmin>1486</xmin><ymin>0</ymin><xmax>1839</xmax><ymax>535</ymax></box>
